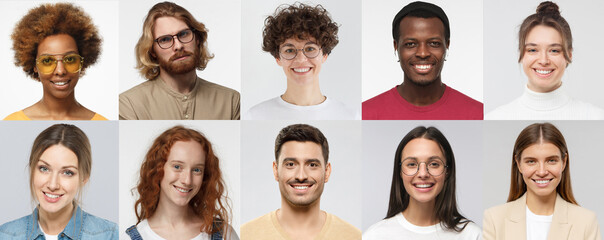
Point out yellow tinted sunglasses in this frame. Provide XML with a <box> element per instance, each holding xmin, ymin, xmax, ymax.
<box><xmin>35</xmin><ymin>53</ymin><xmax>84</xmax><ymax>74</ymax></box>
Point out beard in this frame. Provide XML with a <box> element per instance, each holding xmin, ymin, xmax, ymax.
<box><xmin>158</xmin><ymin>48</ymin><xmax>199</xmax><ymax>75</ymax></box>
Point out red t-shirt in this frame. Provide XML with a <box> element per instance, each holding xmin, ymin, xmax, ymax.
<box><xmin>362</xmin><ymin>85</ymin><xmax>483</xmax><ymax>120</ymax></box>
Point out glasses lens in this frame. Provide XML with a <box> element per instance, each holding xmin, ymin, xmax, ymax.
<box><xmin>157</xmin><ymin>35</ymin><xmax>174</xmax><ymax>49</ymax></box>
<box><xmin>63</xmin><ymin>54</ymin><xmax>83</xmax><ymax>73</ymax></box>
<box><xmin>37</xmin><ymin>56</ymin><xmax>57</xmax><ymax>74</ymax></box>
<box><xmin>303</xmin><ymin>43</ymin><xmax>320</xmax><ymax>58</ymax></box>
<box><xmin>401</xmin><ymin>159</ymin><xmax>445</xmax><ymax>176</ymax></box>
<box><xmin>280</xmin><ymin>46</ymin><xmax>297</xmax><ymax>60</ymax></box>
<box><xmin>177</xmin><ymin>29</ymin><xmax>194</xmax><ymax>44</ymax></box>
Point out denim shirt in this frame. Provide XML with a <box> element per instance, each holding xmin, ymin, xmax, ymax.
<box><xmin>0</xmin><ymin>206</ymin><xmax>118</xmax><ymax>240</ymax></box>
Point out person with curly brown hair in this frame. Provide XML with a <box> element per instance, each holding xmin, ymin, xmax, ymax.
<box><xmin>119</xmin><ymin>2</ymin><xmax>240</xmax><ymax>120</ymax></box>
<box><xmin>125</xmin><ymin>126</ymin><xmax>238</xmax><ymax>240</ymax></box>
<box><xmin>243</xmin><ymin>3</ymin><xmax>357</xmax><ymax>120</ymax></box>
<box><xmin>4</xmin><ymin>3</ymin><xmax>106</xmax><ymax>121</ymax></box>
<box><xmin>240</xmin><ymin>124</ymin><xmax>361</xmax><ymax>240</ymax></box>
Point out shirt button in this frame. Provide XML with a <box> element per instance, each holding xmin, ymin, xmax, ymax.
<box><xmin>184</xmin><ymin>96</ymin><xmax>188</xmax><ymax>100</ymax></box>
<box><xmin>185</xmin><ymin>114</ymin><xmax>189</xmax><ymax>119</ymax></box>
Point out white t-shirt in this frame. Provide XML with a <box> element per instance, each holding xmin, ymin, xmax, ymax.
<box><xmin>363</xmin><ymin>213</ymin><xmax>481</xmax><ymax>240</ymax></box>
<box><xmin>526</xmin><ymin>206</ymin><xmax>553</xmax><ymax>240</ymax></box>
<box><xmin>39</xmin><ymin>222</ymin><xmax>58</xmax><ymax>240</ymax></box>
<box><xmin>136</xmin><ymin>219</ymin><xmax>210</xmax><ymax>240</ymax></box>
<box><xmin>243</xmin><ymin>96</ymin><xmax>358</xmax><ymax>120</ymax></box>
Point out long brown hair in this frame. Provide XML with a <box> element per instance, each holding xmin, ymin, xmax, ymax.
<box><xmin>518</xmin><ymin>1</ymin><xmax>572</xmax><ymax>63</ymax></box>
<box><xmin>507</xmin><ymin>123</ymin><xmax>577</xmax><ymax>204</ymax></box>
<box><xmin>386</xmin><ymin>126</ymin><xmax>470</xmax><ymax>232</ymax></box>
<box><xmin>134</xmin><ymin>126</ymin><xmax>230</xmax><ymax>236</ymax></box>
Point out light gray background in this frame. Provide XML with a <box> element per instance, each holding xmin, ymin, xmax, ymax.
<box><xmin>362</xmin><ymin>120</ymin><xmax>484</xmax><ymax>231</ymax></box>
<box><xmin>0</xmin><ymin>121</ymin><xmax>119</xmax><ymax>224</ymax></box>
<box><xmin>484</xmin><ymin>0</ymin><xmax>604</xmax><ymax>113</ymax></box>
<box><xmin>119</xmin><ymin>0</ymin><xmax>241</xmax><ymax>95</ymax></box>
<box><xmin>483</xmin><ymin>121</ymin><xmax>604</xmax><ymax>232</ymax></box>
<box><xmin>241</xmin><ymin>0</ymin><xmax>361</xmax><ymax>117</ymax></box>
<box><xmin>362</xmin><ymin>0</ymin><xmax>483</xmax><ymax>102</ymax></box>
<box><xmin>0</xmin><ymin>1</ymin><xmax>119</xmax><ymax>119</ymax></box>
<box><xmin>241</xmin><ymin>120</ymin><xmax>363</xmax><ymax>230</ymax></box>
<box><xmin>119</xmin><ymin>121</ymin><xmax>241</xmax><ymax>236</ymax></box>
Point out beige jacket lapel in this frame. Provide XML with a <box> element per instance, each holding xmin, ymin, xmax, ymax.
<box><xmin>547</xmin><ymin>194</ymin><xmax>572</xmax><ymax>240</ymax></box>
<box><xmin>505</xmin><ymin>194</ymin><xmax>528</xmax><ymax>240</ymax></box>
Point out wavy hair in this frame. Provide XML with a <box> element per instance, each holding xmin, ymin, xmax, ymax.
<box><xmin>134</xmin><ymin>126</ymin><xmax>230</xmax><ymax>236</ymax></box>
<box><xmin>262</xmin><ymin>2</ymin><xmax>339</xmax><ymax>59</ymax></box>
<box><xmin>508</xmin><ymin>123</ymin><xmax>577</xmax><ymax>204</ymax></box>
<box><xmin>386</xmin><ymin>126</ymin><xmax>470</xmax><ymax>232</ymax></box>
<box><xmin>135</xmin><ymin>1</ymin><xmax>214</xmax><ymax>80</ymax></box>
<box><xmin>12</xmin><ymin>3</ymin><xmax>101</xmax><ymax>80</ymax></box>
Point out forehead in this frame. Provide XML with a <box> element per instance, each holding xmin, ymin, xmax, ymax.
<box><xmin>39</xmin><ymin>144</ymin><xmax>78</xmax><ymax>167</ymax></box>
<box><xmin>525</xmin><ymin>25</ymin><xmax>562</xmax><ymax>45</ymax></box>
<box><xmin>154</xmin><ymin>16</ymin><xmax>189</xmax><ymax>37</ymax></box>
<box><xmin>37</xmin><ymin>34</ymin><xmax>78</xmax><ymax>56</ymax></box>
<box><xmin>279</xmin><ymin>141</ymin><xmax>323</xmax><ymax>161</ymax></box>
<box><xmin>521</xmin><ymin>142</ymin><xmax>561</xmax><ymax>158</ymax></box>
<box><xmin>398</xmin><ymin>16</ymin><xmax>445</xmax><ymax>40</ymax></box>
<box><xmin>402</xmin><ymin>138</ymin><xmax>444</xmax><ymax>158</ymax></box>
<box><xmin>167</xmin><ymin>140</ymin><xmax>205</xmax><ymax>165</ymax></box>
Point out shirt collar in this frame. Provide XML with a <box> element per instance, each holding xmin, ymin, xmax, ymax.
<box><xmin>29</xmin><ymin>205</ymin><xmax>84</xmax><ymax>240</ymax></box>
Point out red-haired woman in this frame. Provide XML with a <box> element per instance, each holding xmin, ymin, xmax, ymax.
<box><xmin>125</xmin><ymin>126</ymin><xmax>238</xmax><ymax>240</ymax></box>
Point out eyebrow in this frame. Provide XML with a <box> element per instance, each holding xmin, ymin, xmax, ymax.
<box><xmin>38</xmin><ymin>51</ymin><xmax>79</xmax><ymax>57</ymax></box>
<box><xmin>168</xmin><ymin>160</ymin><xmax>205</xmax><ymax>167</ymax></box>
<box><xmin>158</xmin><ymin>28</ymin><xmax>190</xmax><ymax>37</ymax></box>
<box><xmin>38</xmin><ymin>160</ymin><xmax>78</xmax><ymax>170</ymax></box>
<box><xmin>282</xmin><ymin>157</ymin><xmax>323</xmax><ymax>165</ymax></box>
<box><xmin>522</xmin><ymin>155</ymin><xmax>560</xmax><ymax>160</ymax></box>
<box><xmin>402</xmin><ymin>156</ymin><xmax>444</xmax><ymax>161</ymax></box>
<box><xmin>525</xmin><ymin>43</ymin><xmax>563</xmax><ymax>47</ymax></box>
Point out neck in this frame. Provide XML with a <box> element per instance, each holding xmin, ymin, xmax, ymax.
<box><xmin>38</xmin><ymin>203</ymin><xmax>75</xmax><ymax>235</ymax></box>
<box><xmin>159</xmin><ymin>69</ymin><xmax>197</xmax><ymax>94</ymax></box>
<box><xmin>38</xmin><ymin>92</ymin><xmax>80</xmax><ymax>117</ymax></box>
<box><xmin>282</xmin><ymin>80</ymin><xmax>324</xmax><ymax>106</ymax></box>
<box><xmin>277</xmin><ymin>198</ymin><xmax>325</xmax><ymax>237</ymax></box>
<box><xmin>526</xmin><ymin>191</ymin><xmax>557</xmax><ymax>215</ymax></box>
<box><xmin>149</xmin><ymin>197</ymin><xmax>196</xmax><ymax>228</ymax></box>
<box><xmin>403</xmin><ymin>199</ymin><xmax>438</xmax><ymax>226</ymax></box>
<box><xmin>398</xmin><ymin>78</ymin><xmax>445</xmax><ymax>106</ymax></box>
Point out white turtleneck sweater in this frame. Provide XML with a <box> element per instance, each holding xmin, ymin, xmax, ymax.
<box><xmin>486</xmin><ymin>85</ymin><xmax>604</xmax><ymax>120</ymax></box>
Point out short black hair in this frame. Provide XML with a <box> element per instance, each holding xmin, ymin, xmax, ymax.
<box><xmin>392</xmin><ymin>1</ymin><xmax>450</xmax><ymax>42</ymax></box>
<box><xmin>274</xmin><ymin>124</ymin><xmax>329</xmax><ymax>164</ymax></box>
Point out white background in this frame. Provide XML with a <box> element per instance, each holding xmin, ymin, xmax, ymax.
<box><xmin>362</xmin><ymin>0</ymin><xmax>483</xmax><ymax>103</ymax></box>
<box><xmin>240</xmin><ymin>120</ymin><xmax>363</xmax><ymax>230</ymax></box>
<box><xmin>362</xmin><ymin>121</ymin><xmax>484</xmax><ymax>230</ymax></box>
<box><xmin>118</xmin><ymin>121</ymin><xmax>241</xmax><ymax>236</ymax></box>
<box><xmin>484</xmin><ymin>0</ymin><xmax>604</xmax><ymax>113</ymax></box>
<box><xmin>118</xmin><ymin>0</ymin><xmax>241</xmax><ymax>94</ymax></box>
<box><xmin>483</xmin><ymin>121</ymin><xmax>604</xmax><ymax>233</ymax></box>
<box><xmin>0</xmin><ymin>121</ymin><xmax>119</xmax><ymax>224</ymax></box>
<box><xmin>0</xmin><ymin>1</ymin><xmax>119</xmax><ymax>119</ymax></box>
<box><xmin>241</xmin><ymin>0</ymin><xmax>362</xmax><ymax>117</ymax></box>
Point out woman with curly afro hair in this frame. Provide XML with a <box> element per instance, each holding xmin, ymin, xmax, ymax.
<box><xmin>4</xmin><ymin>3</ymin><xmax>105</xmax><ymax>120</ymax></box>
<box><xmin>244</xmin><ymin>3</ymin><xmax>357</xmax><ymax>120</ymax></box>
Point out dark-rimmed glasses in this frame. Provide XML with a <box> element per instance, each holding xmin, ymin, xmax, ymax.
<box><xmin>154</xmin><ymin>29</ymin><xmax>195</xmax><ymax>49</ymax></box>
<box><xmin>401</xmin><ymin>159</ymin><xmax>447</xmax><ymax>176</ymax></box>
<box><xmin>35</xmin><ymin>53</ymin><xmax>84</xmax><ymax>75</ymax></box>
<box><xmin>279</xmin><ymin>43</ymin><xmax>322</xmax><ymax>60</ymax></box>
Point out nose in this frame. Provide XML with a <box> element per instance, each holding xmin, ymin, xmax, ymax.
<box><xmin>536</xmin><ymin>162</ymin><xmax>548</xmax><ymax>176</ymax></box>
<box><xmin>295</xmin><ymin>166</ymin><xmax>308</xmax><ymax>182</ymax></box>
<box><xmin>180</xmin><ymin>171</ymin><xmax>192</xmax><ymax>186</ymax></box>
<box><xmin>48</xmin><ymin>173</ymin><xmax>60</xmax><ymax>191</ymax></box>
<box><xmin>538</xmin><ymin>51</ymin><xmax>550</xmax><ymax>65</ymax></box>
<box><xmin>54</xmin><ymin>60</ymin><xmax>67</xmax><ymax>76</ymax></box>
<box><xmin>292</xmin><ymin>49</ymin><xmax>308</xmax><ymax>63</ymax></box>
<box><xmin>415</xmin><ymin>43</ymin><xmax>430</xmax><ymax>59</ymax></box>
<box><xmin>416</xmin><ymin>162</ymin><xmax>430</xmax><ymax>178</ymax></box>
<box><xmin>173</xmin><ymin>36</ymin><xmax>184</xmax><ymax>51</ymax></box>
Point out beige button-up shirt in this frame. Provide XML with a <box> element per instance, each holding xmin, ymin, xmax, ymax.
<box><xmin>119</xmin><ymin>76</ymin><xmax>240</xmax><ymax>120</ymax></box>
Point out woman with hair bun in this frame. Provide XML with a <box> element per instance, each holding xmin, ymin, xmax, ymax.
<box><xmin>4</xmin><ymin>3</ymin><xmax>106</xmax><ymax>120</ymax></box>
<box><xmin>486</xmin><ymin>1</ymin><xmax>604</xmax><ymax>120</ymax></box>
<box><xmin>483</xmin><ymin>123</ymin><xmax>601</xmax><ymax>239</ymax></box>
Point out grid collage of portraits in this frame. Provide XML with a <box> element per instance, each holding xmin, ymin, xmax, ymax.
<box><xmin>0</xmin><ymin>0</ymin><xmax>602</xmax><ymax>240</ymax></box>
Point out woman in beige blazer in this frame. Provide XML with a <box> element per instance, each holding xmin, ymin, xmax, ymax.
<box><xmin>482</xmin><ymin>123</ymin><xmax>601</xmax><ymax>240</ymax></box>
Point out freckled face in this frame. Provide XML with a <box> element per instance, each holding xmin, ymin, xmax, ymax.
<box><xmin>33</xmin><ymin>144</ymin><xmax>83</xmax><ymax>215</ymax></box>
<box><xmin>159</xmin><ymin>140</ymin><xmax>205</xmax><ymax>208</ymax></box>
<box><xmin>521</xmin><ymin>25</ymin><xmax>570</xmax><ymax>93</ymax></box>
<box><xmin>395</xmin><ymin>17</ymin><xmax>448</xmax><ymax>86</ymax></box>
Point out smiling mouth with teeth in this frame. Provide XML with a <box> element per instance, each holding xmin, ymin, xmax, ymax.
<box><xmin>413</xmin><ymin>183</ymin><xmax>434</xmax><ymax>188</ymax></box>
<box><xmin>533</xmin><ymin>179</ymin><xmax>552</xmax><ymax>184</ymax></box>
<box><xmin>44</xmin><ymin>192</ymin><xmax>62</xmax><ymax>199</ymax></box>
<box><xmin>291</xmin><ymin>185</ymin><xmax>311</xmax><ymax>190</ymax></box>
<box><xmin>534</xmin><ymin>69</ymin><xmax>553</xmax><ymax>75</ymax></box>
<box><xmin>50</xmin><ymin>80</ymin><xmax>70</xmax><ymax>86</ymax></box>
<box><xmin>174</xmin><ymin>185</ymin><xmax>192</xmax><ymax>193</ymax></box>
<box><xmin>414</xmin><ymin>64</ymin><xmax>432</xmax><ymax>70</ymax></box>
<box><xmin>293</xmin><ymin>67</ymin><xmax>311</xmax><ymax>73</ymax></box>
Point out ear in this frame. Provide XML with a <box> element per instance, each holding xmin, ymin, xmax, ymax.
<box><xmin>446</xmin><ymin>39</ymin><xmax>450</xmax><ymax>49</ymax></box>
<box><xmin>393</xmin><ymin>40</ymin><xmax>398</xmax><ymax>51</ymax></box>
<box><xmin>82</xmin><ymin>176</ymin><xmax>89</xmax><ymax>185</ymax></box>
<box><xmin>276</xmin><ymin>57</ymin><xmax>282</xmax><ymax>66</ymax></box>
<box><xmin>562</xmin><ymin>153</ymin><xmax>568</xmax><ymax>171</ymax></box>
<box><xmin>515</xmin><ymin>159</ymin><xmax>523</xmax><ymax>174</ymax></box>
<box><xmin>321</xmin><ymin>53</ymin><xmax>328</xmax><ymax>63</ymax></box>
<box><xmin>273</xmin><ymin>161</ymin><xmax>279</xmax><ymax>181</ymax></box>
<box><xmin>324</xmin><ymin>162</ymin><xmax>332</xmax><ymax>183</ymax></box>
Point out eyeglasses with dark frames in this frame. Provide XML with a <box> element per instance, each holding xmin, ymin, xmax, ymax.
<box><xmin>154</xmin><ymin>29</ymin><xmax>195</xmax><ymax>49</ymax></box>
<box><xmin>279</xmin><ymin>42</ymin><xmax>322</xmax><ymax>60</ymax></box>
